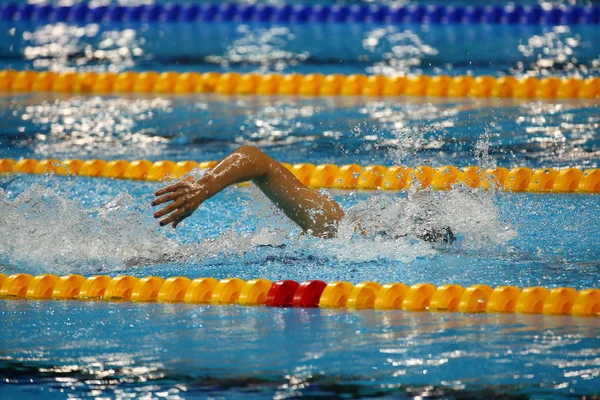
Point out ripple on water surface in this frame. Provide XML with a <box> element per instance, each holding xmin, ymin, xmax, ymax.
<box><xmin>1</xmin><ymin>95</ymin><xmax>599</xmax><ymax>169</ymax></box>
<box><xmin>1</xmin><ymin>20</ymin><xmax>600</xmax><ymax>77</ymax></box>
<box><xmin>0</xmin><ymin>301</ymin><xmax>599</xmax><ymax>399</ymax></box>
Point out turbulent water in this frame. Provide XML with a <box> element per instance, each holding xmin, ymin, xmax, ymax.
<box><xmin>0</xmin><ymin>170</ymin><xmax>516</xmax><ymax>275</ymax></box>
<box><xmin>0</xmin><ymin>181</ymin><xmax>177</xmax><ymax>273</ymax></box>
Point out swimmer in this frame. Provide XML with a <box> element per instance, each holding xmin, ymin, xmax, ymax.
<box><xmin>152</xmin><ymin>146</ymin><xmax>454</xmax><ymax>243</ymax></box>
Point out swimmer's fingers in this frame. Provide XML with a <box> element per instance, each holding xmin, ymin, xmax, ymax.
<box><xmin>159</xmin><ymin>208</ymin><xmax>190</xmax><ymax>227</ymax></box>
<box><xmin>172</xmin><ymin>212</ymin><xmax>193</xmax><ymax>229</ymax></box>
<box><xmin>155</xmin><ymin>182</ymin><xmax>185</xmax><ymax>196</ymax></box>
<box><xmin>152</xmin><ymin>189</ymin><xmax>185</xmax><ymax>206</ymax></box>
<box><xmin>153</xmin><ymin>198</ymin><xmax>184</xmax><ymax>219</ymax></box>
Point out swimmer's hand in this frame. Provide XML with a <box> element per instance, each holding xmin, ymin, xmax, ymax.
<box><xmin>152</xmin><ymin>180</ymin><xmax>212</xmax><ymax>228</ymax></box>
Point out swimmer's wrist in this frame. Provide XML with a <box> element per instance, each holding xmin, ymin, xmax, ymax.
<box><xmin>195</xmin><ymin>173</ymin><xmax>219</xmax><ymax>200</ymax></box>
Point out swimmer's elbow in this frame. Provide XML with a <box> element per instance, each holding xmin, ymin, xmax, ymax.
<box><xmin>234</xmin><ymin>145</ymin><xmax>266</xmax><ymax>160</ymax></box>
<box><xmin>233</xmin><ymin>145</ymin><xmax>273</xmax><ymax>176</ymax></box>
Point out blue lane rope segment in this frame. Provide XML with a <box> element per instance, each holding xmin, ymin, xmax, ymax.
<box><xmin>0</xmin><ymin>3</ymin><xmax>599</xmax><ymax>25</ymax></box>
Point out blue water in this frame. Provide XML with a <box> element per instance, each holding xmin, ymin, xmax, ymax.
<box><xmin>1</xmin><ymin>302</ymin><xmax>599</xmax><ymax>399</ymax></box>
<box><xmin>2</xmin><ymin>22</ymin><xmax>600</xmax><ymax>77</ymax></box>
<box><xmin>2</xmin><ymin>94</ymin><xmax>600</xmax><ymax>169</ymax></box>
<box><xmin>1</xmin><ymin>2</ymin><xmax>600</xmax><ymax>399</ymax></box>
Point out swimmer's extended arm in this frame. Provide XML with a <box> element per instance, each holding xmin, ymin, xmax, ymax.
<box><xmin>152</xmin><ymin>146</ymin><xmax>344</xmax><ymax>238</ymax></box>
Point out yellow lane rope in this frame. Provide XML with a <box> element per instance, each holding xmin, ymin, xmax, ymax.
<box><xmin>0</xmin><ymin>273</ymin><xmax>598</xmax><ymax>316</ymax></box>
<box><xmin>1</xmin><ymin>157</ymin><xmax>599</xmax><ymax>193</ymax></box>
<box><xmin>2</xmin><ymin>158</ymin><xmax>600</xmax><ymax>192</ymax></box>
<box><xmin>1</xmin><ymin>70</ymin><xmax>599</xmax><ymax>99</ymax></box>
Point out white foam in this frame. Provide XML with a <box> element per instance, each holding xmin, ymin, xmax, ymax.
<box><xmin>0</xmin><ymin>181</ymin><xmax>181</xmax><ymax>273</ymax></box>
<box><xmin>336</xmin><ymin>187</ymin><xmax>515</xmax><ymax>255</ymax></box>
<box><xmin>0</xmin><ymin>173</ymin><xmax>515</xmax><ymax>274</ymax></box>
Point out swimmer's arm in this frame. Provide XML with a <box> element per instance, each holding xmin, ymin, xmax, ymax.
<box><xmin>152</xmin><ymin>146</ymin><xmax>344</xmax><ymax>238</ymax></box>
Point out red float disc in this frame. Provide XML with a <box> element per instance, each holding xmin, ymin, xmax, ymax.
<box><xmin>265</xmin><ymin>280</ymin><xmax>299</xmax><ymax>307</ymax></box>
<box><xmin>292</xmin><ymin>280</ymin><xmax>327</xmax><ymax>307</ymax></box>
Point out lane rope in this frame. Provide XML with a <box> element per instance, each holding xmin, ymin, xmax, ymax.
<box><xmin>1</xmin><ymin>157</ymin><xmax>599</xmax><ymax>193</ymax></box>
<box><xmin>1</xmin><ymin>3</ymin><xmax>599</xmax><ymax>26</ymax></box>
<box><xmin>0</xmin><ymin>273</ymin><xmax>598</xmax><ymax>317</ymax></box>
<box><xmin>1</xmin><ymin>70</ymin><xmax>599</xmax><ymax>99</ymax></box>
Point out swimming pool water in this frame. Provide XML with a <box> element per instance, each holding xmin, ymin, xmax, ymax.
<box><xmin>1</xmin><ymin>1</ymin><xmax>600</xmax><ymax>398</ymax></box>
<box><xmin>2</xmin><ymin>21</ymin><xmax>599</xmax><ymax>77</ymax></box>
<box><xmin>1</xmin><ymin>171</ymin><xmax>599</xmax><ymax>397</ymax></box>
<box><xmin>2</xmin><ymin>94</ymin><xmax>599</xmax><ymax>169</ymax></box>
<box><xmin>2</xmin><ymin>302</ymin><xmax>599</xmax><ymax>399</ymax></box>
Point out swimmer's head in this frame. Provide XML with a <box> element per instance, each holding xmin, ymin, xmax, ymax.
<box><xmin>417</xmin><ymin>226</ymin><xmax>456</xmax><ymax>244</ymax></box>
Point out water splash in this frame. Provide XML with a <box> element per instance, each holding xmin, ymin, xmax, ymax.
<box><xmin>0</xmin><ymin>176</ymin><xmax>298</xmax><ymax>274</ymax></box>
<box><xmin>0</xmin><ymin>170</ymin><xmax>515</xmax><ymax>275</ymax></box>
<box><xmin>354</xmin><ymin>100</ymin><xmax>458</xmax><ymax>167</ymax></box>
<box><xmin>0</xmin><ymin>181</ymin><xmax>180</xmax><ymax>273</ymax></box>
<box><xmin>337</xmin><ymin>188</ymin><xmax>515</xmax><ymax>252</ymax></box>
<box><xmin>341</xmin><ymin>112</ymin><xmax>517</xmax><ymax>260</ymax></box>
<box><xmin>474</xmin><ymin>128</ymin><xmax>498</xmax><ymax>171</ymax></box>
<box><xmin>235</xmin><ymin>181</ymin><xmax>517</xmax><ymax>267</ymax></box>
